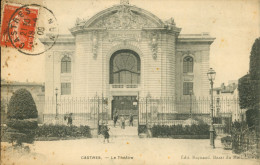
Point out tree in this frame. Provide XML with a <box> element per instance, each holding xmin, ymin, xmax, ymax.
<box><xmin>238</xmin><ymin>37</ymin><xmax>260</xmax><ymax>127</ymax></box>
<box><xmin>5</xmin><ymin>88</ymin><xmax>38</xmax><ymax>145</ymax></box>
<box><xmin>249</xmin><ymin>38</ymin><xmax>260</xmax><ymax>80</ymax></box>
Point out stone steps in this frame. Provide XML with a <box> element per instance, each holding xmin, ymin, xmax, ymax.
<box><xmin>104</xmin><ymin>120</ymin><xmax>138</xmax><ymax>138</ymax></box>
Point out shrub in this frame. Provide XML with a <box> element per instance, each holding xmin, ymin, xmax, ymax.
<box><xmin>151</xmin><ymin>124</ymin><xmax>210</xmax><ymax>138</ymax></box>
<box><xmin>5</xmin><ymin>89</ymin><xmax>38</xmax><ymax>145</ymax></box>
<box><xmin>231</xmin><ymin>121</ymin><xmax>259</xmax><ymax>157</ymax></box>
<box><xmin>35</xmin><ymin>124</ymin><xmax>92</xmax><ymax>138</ymax></box>
<box><xmin>221</xmin><ymin>136</ymin><xmax>232</xmax><ymax>150</ymax></box>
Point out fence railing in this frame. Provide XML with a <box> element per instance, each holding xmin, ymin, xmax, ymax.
<box><xmin>1</xmin><ymin>96</ymin><xmax>245</xmax><ymax>134</ymax></box>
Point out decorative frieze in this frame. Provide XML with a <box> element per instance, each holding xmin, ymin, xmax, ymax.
<box><xmin>60</xmin><ymin>51</ymin><xmax>73</xmax><ymax>59</ymax></box>
<box><xmin>92</xmin><ymin>31</ymin><xmax>99</xmax><ymax>59</ymax></box>
<box><xmin>150</xmin><ymin>32</ymin><xmax>159</xmax><ymax>59</ymax></box>
<box><xmin>90</xmin><ymin>5</ymin><xmax>157</xmax><ymax>29</ymax></box>
<box><xmin>104</xmin><ymin>31</ymin><xmax>142</xmax><ymax>44</ymax></box>
<box><xmin>180</xmin><ymin>50</ymin><xmax>196</xmax><ymax>56</ymax></box>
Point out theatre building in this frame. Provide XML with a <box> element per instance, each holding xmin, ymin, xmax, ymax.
<box><xmin>41</xmin><ymin>1</ymin><xmax>215</xmax><ymax>125</ymax></box>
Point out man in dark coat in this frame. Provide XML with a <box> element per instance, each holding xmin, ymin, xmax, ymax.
<box><xmin>103</xmin><ymin>124</ymin><xmax>110</xmax><ymax>143</ymax></box>
<box><xmin>113</xmin><ymin>110</ymin><xmax>118</xmax><ymax>127</ymax></box>
<box><xmin>129</xmin><ymin>113</ymin><xmax>134</xmax><ymax>126</ymax></box>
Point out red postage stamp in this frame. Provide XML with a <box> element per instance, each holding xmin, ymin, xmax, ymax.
<box><xmin>0</xmin><ymin>4</ymin><xmax>39</xmax><ymax>50</ymax></box>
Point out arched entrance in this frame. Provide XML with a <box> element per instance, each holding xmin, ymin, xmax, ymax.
<box><xmin>109</xmin><ymin>49</ymin><xmax>140</xmax><ymax>120</ymax></box>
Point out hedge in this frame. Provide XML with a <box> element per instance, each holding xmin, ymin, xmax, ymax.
<box><xmin>2</xmin><ymin>124</ymin><xmax>92</xmax><ymax>141</ymax></box>
<box><xmin>6</xmin><ymin>119</ymin><xmax>38</xmax><ymax>130</ymax></box>
<box><xmin>35</xmin><ymin>124</ymin><xmax>92</xmax><ymax>138</ymax></box>
<box><xmin>151</xmin><ymin>124</ymin><xmax>210</xmax><ymax>137</ymax></box>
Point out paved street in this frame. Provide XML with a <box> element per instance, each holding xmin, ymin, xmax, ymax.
<box><xmin>1</xmin><ymin>136</ymin><xmax>258</xmax><ymax>165</ymax></box>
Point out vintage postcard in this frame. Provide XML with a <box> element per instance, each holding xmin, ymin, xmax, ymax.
<box><xmin>1</xmin><ymin>0</ymin><xmax>259</xmax><ymax>165</ymax></box>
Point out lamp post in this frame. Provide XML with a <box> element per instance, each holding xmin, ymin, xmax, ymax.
<box><xmin>189</xmin><ymin>89</ymin><xmax>193</xmax><ymax>119</ymax></box>
<box><xmin>55</xmin><ymin>88</ymin><xmax>58</xmax><ymax>119</ymax></box>
<box><xmin>207</xmin><ymin>68</ymin><xmax>216</xmax><ymax>149</ymax></box>
<box><xmin>146</xmin><ymin>93</ymin><xmax>151</xmax><ymax>128</ymax></box>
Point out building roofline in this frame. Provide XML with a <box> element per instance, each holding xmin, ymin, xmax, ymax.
<box><xmin>177</xmin><ymin>33</ymin><xmax>215</xmax><ymax>44</ymax></box>
<box><xmin>1</xmin><ymin>80</ymin><xmax>44</xmax><ymax>87</ymax></box>
<box><xmin>39</xmin><ymin>34</ymin><xmax>75</xmax><ymax>44</ymax></box>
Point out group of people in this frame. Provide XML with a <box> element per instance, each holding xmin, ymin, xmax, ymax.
<box><xmin>102</xmin><ymin>110</ymin><xmax>135</xmax><ymax>143</ymax></box>
<box><xmin>113</xmin><ymin>110</ymin><xmax>134</xmax><ymax>129</ymax></box>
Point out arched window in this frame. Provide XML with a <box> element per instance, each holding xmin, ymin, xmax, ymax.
<box><xmin>61</xmin><ymin>56</ymin><xmax>71</xmax><ymax>73</ymax></box>
<box><xmin>183</xmin><ymin>56</ymin><xmax>193</xmax><ymax>73</ymax></box>
<box><xmin>110</xmin><ymin>50</ymin><xmax>140</xmax><ymax>84</ymax></box>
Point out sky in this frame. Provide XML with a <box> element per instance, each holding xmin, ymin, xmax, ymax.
<box><xmin>1</xmin><ymin>0</ymin><xmax>260</xmax><ymax>87</ymax></box>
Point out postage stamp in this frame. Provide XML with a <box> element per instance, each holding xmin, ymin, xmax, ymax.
<box><xmin>0</xmin><ymin>3</ymin><xmax>59</xmax><ymax>55</ymax></box>
<box><xmin>0</xmin><ymin>4</ymin><xmax>38</xmax><ymax>50</ymax></box>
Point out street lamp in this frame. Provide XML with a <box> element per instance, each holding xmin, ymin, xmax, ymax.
<box><xmin>207</xmin><ymin>68</ymin><xmax>216</xmax><ymax>149</ymax></box>
<box><xmin>55</xmin><ymin>88</ymin><xmax>58</xmax><ymax>119</ymax></box>
<box><xmin>189</xmin><ymin>89</ymin><xmax>193</xmax><ymax>119</ymax></box>
<box><xmin>146</xmin><ymin>92</ymin><xmax>151</xmax><ymax>128</ymax></box>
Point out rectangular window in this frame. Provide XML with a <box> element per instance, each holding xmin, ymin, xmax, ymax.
<box><xmin>61</xmin><ymin>83</ymin><xmax>71</xmax><ymax>95</ymax></box>
<box><xmin>183</xmin><ymin>82</ymin><xmax>193</xmax><ymax>95</ymax></box>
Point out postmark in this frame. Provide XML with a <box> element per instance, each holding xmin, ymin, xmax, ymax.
<box><xmin>0</xmin><ymin>3</ymin><xmax>59</xmax><ymax>55</ymax></box>
<box><xmin>0</xmin><ymin>4</ymin><xmax>38</xmax><ymax>50</ymax></box>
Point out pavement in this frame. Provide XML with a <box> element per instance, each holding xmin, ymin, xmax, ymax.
<box><xmin>1</xmin><ymin>133</ymin><xmax>259</xmax><ymax>165</ymax></box>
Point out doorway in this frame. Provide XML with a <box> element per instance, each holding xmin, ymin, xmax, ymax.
<box><xmin>111</xmin><ymin>96</ymin><xmax>138</xmax><ymax>119</ymax></box>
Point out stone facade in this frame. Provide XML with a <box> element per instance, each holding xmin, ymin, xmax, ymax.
<box><xmin>41</xmin><ymin>4</ymin><xmax>215</xmax><ymax>118</ymax></box>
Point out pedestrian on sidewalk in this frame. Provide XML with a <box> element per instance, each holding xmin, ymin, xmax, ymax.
<box><xmin>129</xmin><ymin>112</ymin><xmax>134</xmax><ymax>126</ymax></box>
<box><xmin>113</xmin><ymin>110</ymin><xmax>118</xmax><ymax>127</ymax></box>
<box><xmin>68</xmin><ymin>113</ymin><xmax>73</xmax><ymax>126</ymax></box>
<box><xmin>64</xmin><ymin>113</ymin><xmax>73</xmax><ymax>126</ymax></box>
<box><xmin>121</xmin><ymin>115</ymin><xmax>125</xmax><ymax>129</ymax></box>
<box><xmin>103</xmin><ymin>124</ymin><xmax>110</xmax><ymax>143</ymax></box>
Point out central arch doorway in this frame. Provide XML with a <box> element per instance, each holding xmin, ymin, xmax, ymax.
<box><xmin>109</xmin><ymin>49</ymin><xmax>140</xmax><ymax>120</ymax></box>
<box><xmin>111</xmin><ymin>96</ymin><xmax>138</xmax><ymax>119</ymax></box>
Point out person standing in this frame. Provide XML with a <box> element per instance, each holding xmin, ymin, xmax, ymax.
<box><xmin>67</xmin><ymin>113</ymin><xmax>73</xmax><ymax>126</ymax></box>
<box><xmin>129</xmin><ymin>113</ymin><xmax>134</xmax><ymax>126</ymax></box>
<box><xmin>121</xmin><ymin>115</ymin><xmax>125</xmax><ymax>129</ymax></box>
<box><xmin>103</xmin><ymin>124</ymin><xmax>110</xmax><ymax>143</ymax></box>
<box><xmin>113</xmin><ymin>110</ymin><xmax>118</xmax><ymax>127</ymax></box>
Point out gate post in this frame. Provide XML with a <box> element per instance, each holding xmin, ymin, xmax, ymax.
<box><xmin>146</xmin><ymin>96</ymin><xmax>148</xmax><ymax>128</ymax></box>
<box><xmin>97</xmin><ymin>96</ymin><xmax>100</xmax><ymax>135</ymax></box>
<box><xmin>137</xmin><ymin>92</ymin><xmax>140</xmax><ymax>135</ymax></box>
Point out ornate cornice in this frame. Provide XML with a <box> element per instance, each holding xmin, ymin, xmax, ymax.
<box><xmin>70</xmin><ymin>4</ymin><xmax>181</xmax><ymax>35</ymax></box>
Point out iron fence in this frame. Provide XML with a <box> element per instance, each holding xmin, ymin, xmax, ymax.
<box><xmin>1</xmin><ymin>96</ymin><xmax>245</xmax><ymax>134</ymax></box>
<box><xmin>138</xmin><ymin>97</ymin><xmax>245</xmax><ymax>126</ymax></box>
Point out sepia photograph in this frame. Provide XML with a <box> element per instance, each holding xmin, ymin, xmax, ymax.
<box><xmin>1</xmin><ymin>0</ymin><xmax>260</xmax><ymax>164</ymax></box>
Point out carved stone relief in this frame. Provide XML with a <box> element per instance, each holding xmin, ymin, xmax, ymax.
<box><xmin>90</xmin><ymin>5</ymin><xmax>157</xmax><ymax>29</ymax></box>
<box><xmin>149</xmin><ymin>32</ymin><xmax>159</xmax><ymax>59</ymax></box>
<box><xmin>92</xmin><ymin>31</ymin><xmax>98</xmax><ymax>59</ymax></box>
<box><xmin>181</xmin><ymin>50</ymin><xmax>195</xmax><ymax>56</ymax></box>
<box><xmin>141</xmin><ymin>31</ymin><xmax>160</xmax><ymax>60</ymax></box>
<box><xmin>59</xmin><ymin>51</ymin><xmax>73</xmax><ymax>60</ymax></box>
